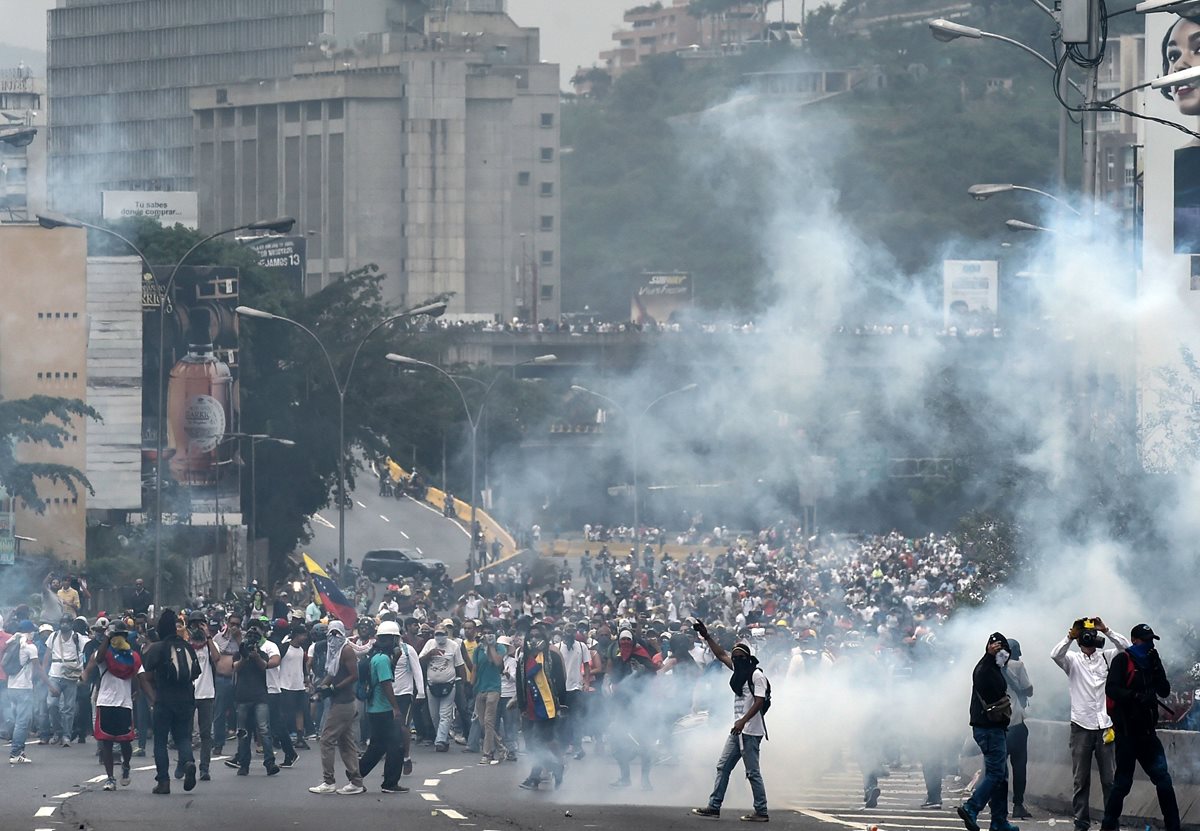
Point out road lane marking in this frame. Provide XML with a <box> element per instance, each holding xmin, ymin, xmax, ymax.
<box><xmin>356</xmin><ymin>500</ymin><xmax>366</xmax><ymax>508</ymax></box>
<box><xmin>438</xmin><ymin>768</ymin><xmax>463</xmax><ymax>774</ymax></box>
<box><xmin>401</xmin><ymin>531</ymin><xmax>410</xmax><ymax>539</ymax></box>
<box><xmin>312</xmin><ymin>514</ymin><xmax>335</xmax><ymax>529</ymax></box>
<box><xmin>424</xmin><ymin>779</ymin><xmax>440</xmax><ymax>787</ymax></box>
<box><xmin>421</xmin><ymin>793</ymin><xmax>440</xmax><ymax>802</ymax></box>
<box><xmin>34</xmin><ymin>807</ymin><xmax>55</xmax><ymax>817</ymax></box>
<box><xmin>87</xmin><ymin>775</ymin><xmax>108</xmax><ymax>784</ymax></box>
<box><xmin>797</xmin><ymin>809</ymin><xmax>861</xmax><ymax>828</ymax></box>
<box><xmin>438</xmin><ymin>809</ymin><xmax>468</xmax><ymax>820</ymax></box>
<box><xmin>380</xmin><ymin>515</ymin><xmax>390</xmax><ymax>522</ymax></box>
<box><xmin>135</xmin><ymin>764</ymin><xmax>156</xmax><ymax>771</ymax></box>
<box><xmin>50</xmin><ymin>792</ymin><xmax>79</xmax><ymax>799</ymax></box>
<box><xmin>405</xmin><ymin>496</ymin><xmax>471</xmax><ymax>537</ymax></box>
<box><xmin>416</xmin><ymin>547</ymin><xmax>423</xmax><ymax>554</ymax></box>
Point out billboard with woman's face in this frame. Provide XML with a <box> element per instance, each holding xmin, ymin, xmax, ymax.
<box><xmin>1140</xmin><ymin>14</ymin><xmax>1200</xmax><ymax>470</ymax></box>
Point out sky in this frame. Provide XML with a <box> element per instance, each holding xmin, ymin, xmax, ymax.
<box><xmin>5</xmin><ymin>0</ymin><xmax>629</xmax><ymax>89</ymax></box>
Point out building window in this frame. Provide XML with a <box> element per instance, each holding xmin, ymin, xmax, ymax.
<box><xmin>540</xmin><ymin>112</ymin><xmax>554</xmax><ymax>128</ymax></box>
<box><xmin>216</xmin><ymin>88</ymin><xmax>228</xmax><ymax>104</ymax></box>
<box><xmin>539</xmin><ymin>250</ymin><xmax>554</xmax><ymax>266</ymax></box>
<box><xmin>242</xmin><ymin>108</ymin><xmax>256</xmax><ymax>126</ymax></box>
<box><xmin>540</xmin><ymin>147</ymin><xmax>554</xmax><ymax>162</ymax></box>
<box><xmin>540</xmin><ymin>284</ymin><xmax>555</xmax><ymax>301</ymax></box>
<box><xmin>539</xmin><ymin>182</ymin><xmax>554</xmax><ymax>197</ymax></box>
<box><xmin>285</xmin><ymin>104</ymin><xmax>301</xmax><ymax>123</ymax></box>
<box><xmin>540</xmin><ymin>215</ymin><xmax>554</xmax><ymax>231</ymax></box>
<box><xmin>328</xmin><ymin>100</ymin><xmax>344</xmax><ymax>120</ymax></box>
<box><xmin>518</xmin><ymin>171</ymin><xmax>531</xmax><ymax>186</ymax></box>
<box><xmin>199</xmin><ymin>111</ymin><xmax>213</xmax><ymax>129</ymax></box>
<box><xmin>220</xmin><ymin>109</ymin><xmax>235</xmax><ymax>127</ymax></box>
<box><xmin>307</xmin><ymin>101</ymin><xmax>322</xmax><ymax>121</ymax></box>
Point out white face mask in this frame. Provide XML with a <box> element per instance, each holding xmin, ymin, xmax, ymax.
<box><xmin>435</xmin><ymin>634</ymin><xmax>448</xmax><ymax>646</ymax></box>
<box><xmin>551</xmin><ymin>635</ymin><xmax>562</xmax><ymax>645</ymax></box>
<box><xmin>996</xmin><ymin>649</ymin><xmax>1010</xmax><ymax>667</ymax></box>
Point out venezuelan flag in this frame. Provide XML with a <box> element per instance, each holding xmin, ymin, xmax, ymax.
<box><xmin>302</xmin><ymin>553</ymin><xmax>357</xmax><ymax>629</ymax></box>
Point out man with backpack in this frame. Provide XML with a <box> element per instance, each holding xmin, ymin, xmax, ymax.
<box><xmin>690</xmin><ymin>618</ymin><xmax>770</xmax><ymax>823</ymax></box>
<box><xmin>141</xmin><ymin>610</ymin><xmax>201</xmax><ymax>794</ymax></box>
<box><xmin>1099</xmin><ymin>624</ymin><xmax>1180</xmax><ymax>831</ymax></box>
<box><xmin>42</xmin><ymin>614</ymin><xmax>86</xmax><ymax>747</ymax></box>
<box><xmin>356</xmin><ymin>620</ymin><xmax>408</xmax><ymax>793</ymax></box>
<box><xmin>957</xmin><ymin>632</ymin><xmax>1016</xmax><ymax>831</ymax></box>
<box><xmin>1050</xmin><ymin>617</ymin><xmax>1130</xmax><ymax>831</ymax></box>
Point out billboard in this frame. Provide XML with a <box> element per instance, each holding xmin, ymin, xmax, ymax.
<box><xmin>1139</xmin><ymin>14</ymin><xmax>1200</xmax><ymax>471</ymax></box>
<box><xmin>243</xmin><ymin>235</ymin><xmax>307</xmax><ymax>293</ymax></box>
<box><xmin>631</xmin><ymin>271</ymin><xmax>692</xmax><ymax>325</ymax></box>
<box><xmin>103</xmin><ymin>191</ymin><xmax>198</xmax><ymax>230</ymax></box>
<box><xmin>942</xmin><ymin>259</ymin><xmax>998</xmax><ymax>330</ymax></box>
<box><xmin>142</xmin><ymin>266</ymin><xmax>240</xmax><ymax>522</ymax></box>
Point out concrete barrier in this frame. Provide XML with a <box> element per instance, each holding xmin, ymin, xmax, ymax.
<box><xmin>1025</xmin><ymin>720</ymin><xmax>1200</xmax><ymax>827</ymax></box>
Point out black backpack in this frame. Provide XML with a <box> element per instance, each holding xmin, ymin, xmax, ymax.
<box><xmin>1</xmin><ymin>637</ymin><xmax>24</xmax><ymax>677</ymax></box>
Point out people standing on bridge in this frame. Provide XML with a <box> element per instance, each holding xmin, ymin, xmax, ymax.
<box><xmin>690</xmin><ymin>618</ymin><xmax>770</xmax><ymax>823</ymax></box>
<box><xmin>957</xmin><ymin>632</ymin><xmax>1016</xmax><ymax>831</ymax></box>
<box><xmin>1099</xmin><ymin>624</ymin><xmax>1180</xmax><ymax>831</ymax></box>
<box><xmin>1051</xmin><ymin>617</ymin><xmax>1129</xmax><ymax>831</ymax></box>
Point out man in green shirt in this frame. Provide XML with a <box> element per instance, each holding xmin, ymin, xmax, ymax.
<box><xmin>358</xmin><ymin>621</ymin><xmax>408</xmax><ymax>793</ymax></box>
<box><xmin>473</xmin><ymin>623</ymin><xmax>506</xmax><ymax>765</ymax></box>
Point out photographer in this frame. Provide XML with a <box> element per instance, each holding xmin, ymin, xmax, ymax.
<box><xmin>1051</xmin><ymin>617</ymin><xmax>1130</xmax><ymax>831</ymax></box>
<box><xmin>1099</xmin><ymin>625</ymin><xmax>1179</xmax><ymax>831</ymax></box>
<box><xmin>228</xmin><ymin>617</ymin><xmax>281</xmax><ymax>777</ymax></box>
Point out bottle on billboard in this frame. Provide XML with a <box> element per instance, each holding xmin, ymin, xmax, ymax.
<box><xmin>167</xmin><ymin>307</ymin><xmax>233</xmax><ymax>486</ymax></box>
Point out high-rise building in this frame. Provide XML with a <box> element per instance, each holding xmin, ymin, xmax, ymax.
<box><xmin>190</xmin><ymin>4</ymin><xmax>561</xmax><ymax>319</ymax></box>
<box><xmin>46</xmin><ymin>0</ymin><xmax>333</xmax><ymax>216</ymax></box>
<box><xmin>0</xmin><ymin>65</ymin><xmax>47</xmax><ymax>223</ymax></box>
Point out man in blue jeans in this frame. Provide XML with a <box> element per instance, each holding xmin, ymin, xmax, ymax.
<box><xmin>226</xmin><ymin>618</ymin><xmax>281</xmax><ymax>777</ymax></box>
<box><xmin>142</xmin><ymin>610</ymin><xmax>201</xmax><ymax>794</ymax></box>
<box><xmin>690</xmin><ymin>620</ymin><xmax>769</xmax><ymax>822</ymax></box>
<box><xmin>7</xmin><ymin>621</ymin><xmax>45</xmax><ymax>764</ymax></box>
<box><xmin>958</xmin><ymin>632</ymin><xmax>1018</xmax><ymax>831</ymax></box>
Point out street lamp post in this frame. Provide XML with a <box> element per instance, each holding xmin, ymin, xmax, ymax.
<box><xmin>570</xmin><ymin>383</ymin><xmax>698</xmax><ymax>552</ymax></box>
<box><xmin>237</xmin><ymin>301</ymin><xmax>447</xmax><ymax>580</ymax></box>
<box><xmin>387</xmin><ymin>354</ymin><xmax>556</xmax><ymax>571</ymax></box>
<box><xmin>968</xmin><ymin>183</ymin><xmax>1084</xmax><ymax>216</ymax></box>
<box><xmin>40</xmin><ymin>212</ymin><xmax>297</xmax><ymax>606</ymax></box>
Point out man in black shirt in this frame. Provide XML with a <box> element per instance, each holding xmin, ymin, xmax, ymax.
<box><xmin>142</xmin><ymin>610</ymin><xmax>200</xmax><ymax>795</ymax></box>
<box><xmin>125</xmin><ymin>579</ymin><xmax>153</xmax><ymax>617</ymax></box>
<box><xmin>958</xmin><ymin>632</ymin><xmax>1016</xmax><ymax>831</ymax></box>
<box><xmin>227</xmin><ymin>618</ymin><xmax>281</xmax><ymax>777</ymax></box>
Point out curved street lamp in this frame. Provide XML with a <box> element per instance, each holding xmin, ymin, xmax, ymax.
<box><xmin>570</xmin><ymin>383</ymin><xmax>698</xmax><ymax>551</ymax></box>
<box><xmin>41</xmin><ymin>212</ymin><xmax>296</xmax><ymax>605</ymax></box>
<box><xmin>387</xmin><ymin>353</ymin><xmax>556</xmax><ymax>571</ymax></box>
<box><xmin>237</xmin><ymin>300</ymin><xmax>447</xmax><ymax>579</ymax></box>
<box><xmin>968</xmin><ymin>184</ymin><xmax>1083</xmax><ymax>216</ymax></box>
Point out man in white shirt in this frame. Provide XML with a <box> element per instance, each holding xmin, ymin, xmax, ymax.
<box><xmin>186</xmin><ymin>611</ymin><xmax>220</xmax><ymax>781</ymax></box>
<box><xmin>266</xmin><ymin>623</ymin><xmax>298</xmax><ymax>768</ymax></box>
<box><xmin>6</xmin><ymin>623</ymin><xmax>45</xmax><ymax>764</ymax></box>
<box><xmin>84</xmin><ymin>621</ymin><xmax>151</xmax><ymax>789</ymax></box>
<box><xmin>1051</xmin><ymin>617</ymin><xmax>1130</xmax><ymax>831</ymax></box>
<box><xmin>419</xmin><ymin>624</ymin><xmax>466</xmax><ymax>751</ymax></box>
<box><xmin>42</xmin><ymin>615</ymin><xmax>86</xmax><ymax>747</ymax></box>
<box><xmin>278</xmin><ymin>624</ymin><xmax>310</xmax><ymax>751</ymax></box>
<box><xmin>556</xmin><ymin>623</ymin><xmax>591</xmax><ymax>760</ymax></box>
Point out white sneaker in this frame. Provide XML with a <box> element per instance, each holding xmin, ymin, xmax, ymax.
<box><xmin>309</xmin><ymin>782</ymin><xmax>338</xmax><ymax>795</ymax></box>
<box><xmin>61</xmin><ymin>740</ymin><xmax>72</xmax><ymax>748</ymax></box>
<box><xmin>337</xmin><ymin>783</ymin><xmax>366</xmax><ymax>795</ymax></box>
<box><xmin>9</xmin><ymin>754</ymin><xmax>31</xmax><ymax>764</ymax></box>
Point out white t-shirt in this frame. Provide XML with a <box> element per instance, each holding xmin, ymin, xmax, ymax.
<box><xmin>46</xmin><ymin>631</ymin><xmax>85</xmax><ymax>679</ymax></box>
<box><xmin>7</xmin><ymin>637</ymin><xmax>39</xmax><ymax>690</ymax></box>
<box><xmin>463</xmin><ymin>597</ymin><xmax>483</xmax><ymax>619</ymax></box>
<box><xmin>193</xmin><ymin>643</ymin><xmax>215</xmax><ymax>700</ymax></box>
<box><xmin>392</xmin><ymin>643</ymin><xmax>423</xmax><ymax>699</ymax></box>
<box><xmin>97</xmin><ymin>664</ymin><xmax>146</xmax><ymax>709</ymax></box>
<box><xmin>732</xmin><ymin>668</ymin><xmax>768</xmax><ymax>737</ymax></box>
<box><xmin>419</xmin><ymin>637</ymin><xmax>464</xmax><ymax>684</ymax></box>
<box><xmin>500</xmin><ymin>653</ymin><xmax>517</xmax><ymax>699</ymax></box>
<box><xmin>278</xmin><ymin>639</ymin><xmax>306</xmax><ymax>692</ymax></box>
<box><xmin>557</xmin><ymin>640</ymin><xmax>590</xmax><ymax>692</ymax></box>
<box><xmin>262</xmin><ymin>640</ymin><xmax>282</xmax><ymax>694</ymax></box>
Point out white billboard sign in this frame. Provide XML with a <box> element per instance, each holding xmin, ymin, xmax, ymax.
<box><xmin>942</xmin><ymin>259</ymin><xmax>998</xmax><ymax>329</ymax></box>
<box><xmin>102</xmin><ymin>191</ymin><xmax>198</xmax><ymax>230</ymax></box>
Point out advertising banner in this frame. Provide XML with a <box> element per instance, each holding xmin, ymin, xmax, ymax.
<box><xmin>631</xmin><ymin>271</ymin><xmax>692</xmax><ymax>325</ymax></box>
<box><xmin>1140</xmin><ymin>14</ymin><xmax>1200</xmax><ymax>471</ymax></box>
<box><xmin>103</xmin><ymin>191</ymin><xmax>199</xmax><ymax>230</ymax></box>
<box><xmin>243</xmin><ymin>235</ymin><xmax>307</xmax><ymax>293</ymax></box>
<box><xmin>142</xmin><ymin>266</ymin><xmax>240</xmax><ymax>522</ymax></box>
<box><xmin>942</xmin><ymin>259</ymin><xmax>998</xmax><ymax>330</ymax></box>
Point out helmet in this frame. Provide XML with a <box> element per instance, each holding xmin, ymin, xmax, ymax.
<box><xmin>376</xmin><ymin>621</ymin><xmax>402</xmax><ymax>637</ymax></box>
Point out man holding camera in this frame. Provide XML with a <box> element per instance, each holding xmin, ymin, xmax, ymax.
<box><xmin>1099</xmin><ymin>624</ymin><xmax>1179</xmax><ymax>831</ymax></box>
<box><xmin>1051</xmin><ymin>617</ymin><xmax>1129</xmax><ymax>831</ymax></box>
<box><xmin>308</xmin><ymin>620</ymin><xmax>365</xmax><ymax>795</ymax></box>
<box><xmin>228</xmin><ymin>617</ymin><xmax>281</xmax><ymax>777</ymax></box>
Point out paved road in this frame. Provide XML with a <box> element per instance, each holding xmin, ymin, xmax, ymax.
<box><xmin>6</xmin><ymin>725</ymin><xmax>1075</xmax><ymax>831</ymax></box>
<box><xmin>305</xmin><ymin>478</ymin><xmax>473</xmax><ymax>578</ymax></box>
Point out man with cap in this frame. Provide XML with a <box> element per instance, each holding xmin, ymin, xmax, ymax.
<box><xmin>42</xmin><ymin>613</ymin><xmax>87</xmax><ymax>747</ymax></box>
<box><xmin>690</xmin><ymin>618</ymin><xmax>769</xmax><ymax>822</ymax></box>
<box><xmin>358</xmin><ymin>620</ymin><xmax>409</xmax><ymax>793</ymax></box>
<box><xmin>419</xmin><ymin>620</ymin><xmax>466</xmax><ymax>752</ymax></box>
<box><xmin>957</xmin><ymin>632</ymin><xmax>1017</xmax><ymax>831</ymax></box>
<box><xmin>185</xmin><ymin>610</ymin><xmax>220</xmax><ymax>782</ymax></box>
<box><xmin>1099</xmin><ymin>624</ymin><xmax>1179</xmax><ymax>831</ymax></box>
<box><xmin>1051</xmin><ymin>617</ymin><xmax>1129</xmax><ymax>831</ymax></box>
<box><xmin>7</xmin><ymin>620</ymin><xmax>45</xmax><ymax>764</ymax></box>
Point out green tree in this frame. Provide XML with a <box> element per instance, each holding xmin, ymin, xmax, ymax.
<box><xmin>0</xmin><ymin>395</ymin><xmax>99</xmax><ymax>511</ymax></box>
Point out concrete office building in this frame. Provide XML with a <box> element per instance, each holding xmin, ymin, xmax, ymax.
<box><xmin>0</xmin><ymin>66</ymin><xmax>48</xmax><ymax>223</ymax></box>
<box><xmin>190</xmin><ymin>3</ymin><xmax>561</xmax><ymax>319</ymax></box>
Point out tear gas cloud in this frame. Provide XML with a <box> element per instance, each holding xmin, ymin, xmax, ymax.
<box><xmin>494</xmin><ymin>67</ymin><xmax>1200</xmax><ymax>807</ymax></box>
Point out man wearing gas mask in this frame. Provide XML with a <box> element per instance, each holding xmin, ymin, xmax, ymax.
<box><xmin>1050</xmin><ymin>618</ymin><xmax>1130</xmax><ymax>831</ymax></box>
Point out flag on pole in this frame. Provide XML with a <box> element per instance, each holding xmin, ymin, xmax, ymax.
<box><xmin>302</xmin><ymin>553</ymin><xmax>357</xmax><ymax>629</ymax></box>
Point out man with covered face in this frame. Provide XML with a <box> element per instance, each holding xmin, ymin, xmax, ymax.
<box><xmin>957</xmin><ymin>632</ymin><xmax>1016</xmax><ymax>831</ymax></box>
<box><xmin>1051</xmin><ymin>617</ymin><xmax>1129</xmax><ymax>831</ymax></box>
<box><xmin>690</xmin><ymin>618</ymin><xmax>770</xmax><ymax>822</ymax></box>
<box><xmin>516</xmin><ymin>623</ymin><xmax>567</xmax><ymax>791</ymax></box>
